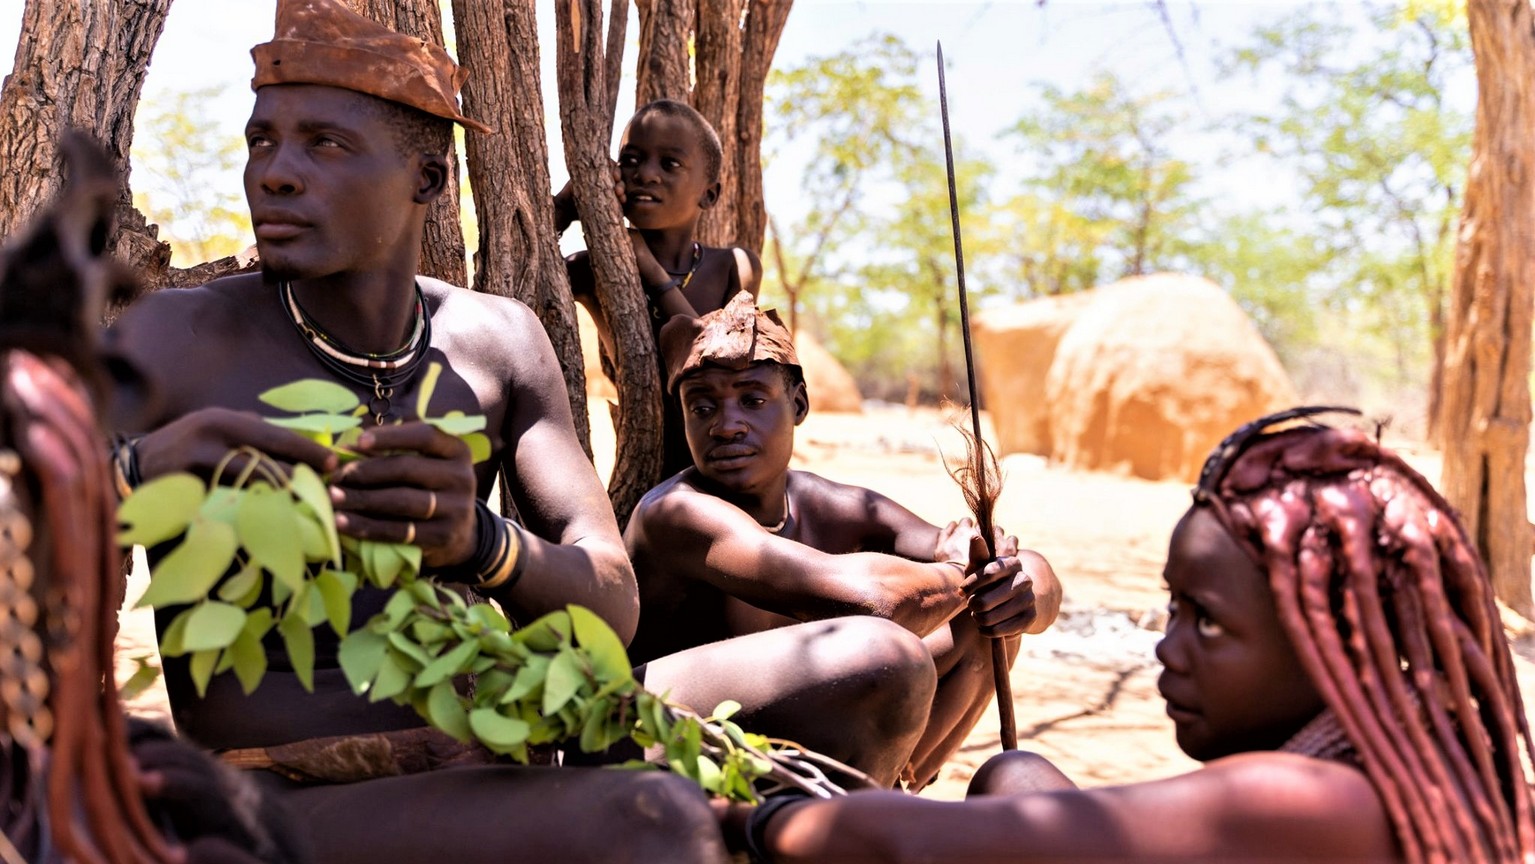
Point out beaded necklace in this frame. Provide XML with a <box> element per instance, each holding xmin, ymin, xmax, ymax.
<box><xmin>762</xmin><ymin>490</ymin><xmax>791</xmax><ymax>534</ymax></box>
<box><xmin>650</xmin><ymin>243</ymin><xmax>704</xmax><ymax>322</ymax></box>
<box><xmin>280</xmin><ymin>280</ymin><xmax>431</xmax><ymax>424</ymax></box>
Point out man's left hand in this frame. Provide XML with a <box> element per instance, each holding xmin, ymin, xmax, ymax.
<box><xmin>963</xmin><ymin>536</ymin><xmax>1062</xmax><ymax>637</ymax></box>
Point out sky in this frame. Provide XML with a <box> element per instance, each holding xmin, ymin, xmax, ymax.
<box><xmin>0</xmin><ymin>1</ymin><xmax>1401</xmax><ymax>258</ymax></box>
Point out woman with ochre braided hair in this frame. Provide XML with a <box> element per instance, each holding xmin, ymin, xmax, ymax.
<box><xmin>721</xmin><ymin>407</ymin><xmax>1535</xmax><ymax>864</ymax></box>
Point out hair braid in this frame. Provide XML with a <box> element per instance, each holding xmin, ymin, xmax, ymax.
<box><xmin>1199</xmin><ymin>413</ymin><xmax>1535</xmax><ymax>864</ymax></box>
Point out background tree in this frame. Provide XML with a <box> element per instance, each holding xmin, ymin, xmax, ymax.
<box><xmin>130</xmin><ymin>86</ymin><xmax>251</xmax><ymax>265</ymax></box>
<box><xmin>1221</xmin><ymin>6</ymin><xmax>1470</xmax><ymax>436</ymax></box>
<box><xmin>1000</xmin><ymin>72</ymin><xmax>1202</xmax><ymax>296</ymax></box>
<box><xmin>1438</xmin><ymin>0</ymin><xmax>1535</xmax><ymax>617</ymax></box>
<box><xmin>762</xmin><ymin>34</ymin><xmax>928</xmax><ymax>337</ymax></box>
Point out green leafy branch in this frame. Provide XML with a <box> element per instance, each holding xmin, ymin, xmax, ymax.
<box><xmin>119</xmin><ymin>369</ymin><xmax>863</xmax><ymax>801</ymax></box>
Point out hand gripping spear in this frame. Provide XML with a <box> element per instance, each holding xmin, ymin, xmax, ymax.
<box><xmin>937</xmin><ymin>41</ymin><xmax>1018</xmax><ymax>752</ymax></box>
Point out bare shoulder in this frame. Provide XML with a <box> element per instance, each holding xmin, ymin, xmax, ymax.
<box><xmin>631</xmin><ymin>471</ymin><xmax>734</xmax><ymax>535</ymax></box>
<box><xmin>114</xmin><ymin>273</ymin><xmax>267</xmax><ymax>343</ymax></box>
<box><xmin>420</xmin><ymin>278</ymin><xmax>551</xmax><ymax>375</ymax></box>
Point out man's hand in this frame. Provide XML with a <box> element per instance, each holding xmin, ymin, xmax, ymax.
<box><xmin>135</xmin><ymin>407</ymin><xmax>337</xmax><ymax>483</ymax></box>
<box><xmin>962</xmin><ymin>533</ymin><xmax>1062</xmax><ymax>638</ymax></box>
<box><xmin>553</xmin><ymin>163</ymin><xmax>624</xmax><ymax>232</ymax></box>
<box><xmin>933</xmin><ymin>517</ymin><xmax>987</xmax><ymax>573</ymax></box>
<box><xmin>327</xmin><ymin>421</ymin><xmax>478</xmax><ymax>569</ymax></box>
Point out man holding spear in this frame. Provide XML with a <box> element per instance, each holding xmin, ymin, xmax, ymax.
<box><xmin>626</xmin><ymin>293</ymin><xmax>1061</xmax><ymax>790</ymax></box>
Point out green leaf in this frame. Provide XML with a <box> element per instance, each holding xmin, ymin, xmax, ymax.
<box><xmin>181</xmin><ymin>601</ymin><xmax>247</xmax><ymax>652</ymax></box>
<box><xmin>199</xmin><ymin>486</ymin><xmax>245</xmax><ymax>526</ymax></box>
<box><xmin>289</xmin><ymin>464</ymin><xmax>340</xmax><ymax>564</ymax></box>
<box><xmin>229</xmin><ymin>624</ymin><xmax>270</xmax><ymax>695</ymax></box>
<box><xmin>694</xmin><ymin>754</ymin><xmax>723</xmax><ymax>794</ymax></box>
<box><xmin>542</xmin><ymin>648</ymin><xmax>584</xmax><ymax>715</ymax></box>
<box><xmin>711</xmin><ymin>700</ymin><xmax>743</xmax><ymax>722</ymax></box>
<box><xmin>568</xmin><ymin>605</ymin><xmax>632</xmax><ymax>683</ymax></box>
<box><xmin>259</xmin><ymin>379</ymin><xmax>360</xmax><ymax>414</ymax></box>
<box><xmin>265</xmin><ymin>413</ymin><xmax>363</xmax><ymax>434</ymax></box>
<box><xmin>216</xmin><ymin>559</ymin><xmax>264</xmax><ymax>607</ymax></box>
<box><xmin>365</xmin><ymin>540</ymin><xmax>405</xmax><ymax>588</ymax></box>
<box><xmin>460</xmin><ymin>433</ymin><xmax>491</xmax><ymax>464</ymax></box>
<box><xmin>415</xmin><ymin>361</ymin><xmax>444</xmax><ymax>419</ymax></box>
<box><xmin>295</xmin><ymin>512</ymin><xmax>331</xmax><ymax>562</ymax></box>
<box><xmin>516</xmin><ymin>610</ymin><xmax>572</xmax><ymax>653</ymax></box>
<box><xmin>189</xmin><ymin>648</ymin><xmax>219</xmax><ymax>698</ymax></box>
<box><xmin>117</xmin><ymin>473</ymin><xmax>206</xmax><ymax>547</ymax></box>
<box><xmin>136</xmin><ymin>519</ymin><xmax>238</xmax><ymax>609</ymax></box>
<box><xmin>160</xmin><ymin>607</ymin><xmax>194</xmax><ymax>656</ymax></box>
<box><xmin>375</xmin><ymin>590</ymin><xmax>417</xmax><ymax>632</ymax></box>
<box><xmin>236</xmin><ymin>485</ymin><xmax>305</xmax><ymax>593</ymax></box>
<box><xmin>468</xmin><ymin>708</ymin><xmax>531</xmax><ymax>752</ymax></box>
<box><xmin>386</xmin><ymin>632</ymin><xmax>433</xmax><ymax>669</ymax></box>
<box><xmin>413</xmin><ymin>639</ymin><xmax>478</xmax><ymax>689</ymax></box>
<box><xmin>425</xmin><ymin>413</ymin><xmax>487</xmax><ymax>436</ymax></box>
<box><xmin>426</xmin><ymin>679</ymin><xmax>470</xmax><ymax>741</ymax></box>
<box><xmin>502</xmin><ymin>654</ymin><xmax>551</xmax><ymax>703</ymax></box>
<box><xmin>278</xmin><ymin>613</ymin><xmax>315</xmax><ymax>692</ymax></box>
<box><xmin>314</xmin><ymin>569</ymin><xmax>355</xmax><ymax>636</ymax></box>
<box><xmin>368</xmin><ymin>653</ymin><xmax>410</xmax><ymax>702</ymax></box>
<box><xmin>468</xmin><ymin>603</ymin><xmax>511</xmax><ymax>633</ymax></box>
<box><xmin>338</xmin><ymin>628</ymin><xmax>388</xmax><ymax>693</ymax></box>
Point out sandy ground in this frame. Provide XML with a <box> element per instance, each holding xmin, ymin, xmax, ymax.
<box><xmin>111</xmin><ymin>402</ymin><xmax>1535</xmax><ymax>803</ymax></box>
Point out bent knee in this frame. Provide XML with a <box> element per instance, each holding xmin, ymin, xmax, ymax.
<box><xmin>597</xmin><ymin>771</ymin><xmax>723</xmax><ymax>860</ymax></box>
<box><xmin>968</xmin><ymin>750</ymin><xmax>1076</xmax><ymax>796</ymax></box>
<box><xmin>829</xmin><ymin>617</ymin><xmax>937</xmax><ymax>726</ymax></box>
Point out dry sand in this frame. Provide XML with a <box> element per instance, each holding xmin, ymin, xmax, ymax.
<box><xmin>111</xmin><ymin>402</ymin><xmax>1535</xmax><ymax>802</ymax></box>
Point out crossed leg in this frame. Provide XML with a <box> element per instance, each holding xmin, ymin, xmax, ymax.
<box><xmin>263</xmin><ymin>763</ymin><xmax>728</xmax><ymax>864</ymax></box>
<box><xmin>637</xmin><ymin>616</ymin><xmax>938</xmax><ymax>789</ymax></box>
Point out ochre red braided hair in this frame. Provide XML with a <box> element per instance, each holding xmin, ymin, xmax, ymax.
<box><xmin>1198</xmin><ymin>409</ymin><xmax>1535</xmax><ymax>864</ymax></box>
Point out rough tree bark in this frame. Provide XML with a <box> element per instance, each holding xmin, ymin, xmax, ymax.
<box><xmin>0</xmin><ymin>0</ymin><xmax>172</xmax><ymax>289</ymax></box>
<box><xmin>634</xmin><ymin>0</ymin><xmax>693</xmax><ymax>105</ymax></box>
<box><xmin>451</xmin><ymin>0</ymin><xmax>592</xmax><ymax>456</ymax></box>
<box><xmin>1438</xmin><ymin>0</ymin><xmax>1535</xmax><ymax>617</ymax></box>
<box><xmin>557</xmin><ymin>0</ymin><xmax>664</xmax><ymax>527</ymax></box>
<box><xmin>343</xmin><ymin>0</ymin><xmax>467</xmax><ymax>289</ymax></box>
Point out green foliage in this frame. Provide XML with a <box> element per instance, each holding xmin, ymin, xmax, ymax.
<box><xmin>1216</xmin><ymin>5</ymin><xmax>1469</xmax><ymax>398</ymax></box>
<box><xmin>766</xmin><ymin>34</ymin><xmax>1006</xmax><ymax>399</ymax></box>
<box><xmin>131</xmin><ymin>86</ymin><xmax>252</xmax><ymax>265</ymax></box>
<box><xmin>1000</xmin><ymin>71</ymin><xmax>1204</xmax><ymax>296</ymax></box>
<box><xmin>120</xmin><ymin>369</ymin><xmax>812</xmax><ymax>801</ymax></box>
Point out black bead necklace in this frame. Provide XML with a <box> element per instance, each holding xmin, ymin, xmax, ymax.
<box><xmin>279</xmin><ymin>280</ymin><xmax>431</xmax><ymax>425</ymax></box>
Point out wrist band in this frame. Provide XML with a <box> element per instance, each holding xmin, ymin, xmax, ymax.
<box><xmin>643</xmin><ymin>275</ymin><xmax>683</xmax><ymax>300</ymax></box>
<box><xmin>110</xmin><ymin>433</ymin><xmax>142</xmax><ymax>499</ymax></box>
<box><xmin>743</xmin><ymin>793</ymin><xmax>811</xmax><ymax>864</ymax></box>
<box><xmin>440</xmin><ymin>499</ymin><xmax>528</xmax><ymax>592</ymax></box>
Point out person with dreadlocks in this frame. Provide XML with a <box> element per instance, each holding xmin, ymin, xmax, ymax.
<box><xmin>1</xmin><ymin>134</ymin><xmax>309</xmax><ymax>864</ymax></box>
<box><xmin>719</xmin><ymin>406</ymin><xmax>1535</xmax><ymax>864</ymax></box>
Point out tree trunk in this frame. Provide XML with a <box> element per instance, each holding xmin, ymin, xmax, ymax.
<box><xmin>452</xmin><ymin>0</ymin><xmax>592</xmax><ymax>457</ymax></box>
<box><xmin>635</xmin><ymin>0</ymin><xmax>693</xmax><ymax>105</ymax></box>
<box><xmin>557</xmin><ymin>0</ymin><xmax>664</xmax><ymax>527</ymax></box>
<box><xmin>731</xmin><ymin>0</ymin><xmax>792</xmax><ymax>254</ymax></box>
<box><xmin>1438</xmin><ymin>0</ymin><xmax>1535</xmax><ymax>617</ymax></box>
<box><xmin>344</xmin><ymin>0</ymin><xmax>467</xmax><ymax>289</ymax></box>
<box><xmin>692</xmin><ymin>0</ymin><xmax>743</xmax><ymax>247</ymax></box>
<box><xmin>0</xmin><ymin>0</ymin><xmax>173</xmax><ymax>287</ymax></box>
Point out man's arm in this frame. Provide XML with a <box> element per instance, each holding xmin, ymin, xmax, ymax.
<box><xmin>750</xmin><ymin>753</ymin><xmax>1395</xmax><ymax>862</ymax></box>
<box><xmin>632</xmin><ymin>487</ymin><xmax>970</xmax><ymax>637</ymax></box>
<box><xmin>490</xmin><ymin>301</ymin><xmax>638</xmax><ymax>643</ymax></box>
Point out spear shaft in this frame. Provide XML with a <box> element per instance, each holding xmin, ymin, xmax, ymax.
<box><xmin>937</xmin><ymin>41</ymin><xmax>1017</xmax><ymax>752</ymax></box>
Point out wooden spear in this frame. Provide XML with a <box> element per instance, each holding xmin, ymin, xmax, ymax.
<box><xmin>937</xmin><ymin>41</ymin><xmax>1017</xmax><ymax>751</ymax></box>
